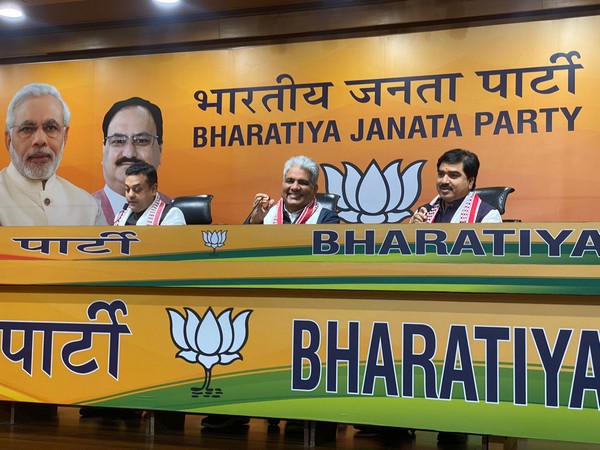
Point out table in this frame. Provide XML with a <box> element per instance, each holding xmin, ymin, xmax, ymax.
<box><xmin>0</xmin><ymin>223</ymin><xmax>598</xmax><ymax>446</ymax></box>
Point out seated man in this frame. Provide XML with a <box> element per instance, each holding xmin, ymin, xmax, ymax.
<box><xmin>203</xmin><ymin>156</ymin><xmax>339</xmax><ymax>432</ymax></box>
<box><xmin>246</xmin><ymin>155</ymin><xmax>340</xmax><ymax>225</ymax></box>
<box><xmin>410</xmin><ymin>148</ymin><xmax>501</xmax><ymax>224</ymax></box>
<box><xmin>81</xmin><ymin>162</ymin><xmax>184</xmax><ymax>423</ymax></box>
<box><xmin>409</xmin><ymin>148</ymin><xmax>500</xmax><ymax>446</ymax></box>
<box><xmin>114</xmin><ymin>162</ymin><xmax>185</xmax><ymax>226</ymax></box>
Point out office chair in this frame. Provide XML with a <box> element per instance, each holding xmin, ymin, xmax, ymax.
<box><xmin>473</xmin><ymin>187</ymin><xmax>515</xmax><ymax>215</ymax></box>
<box><xmin>171</xmin><ymin>195</ymin><xmax>213</xmax><ymax>224</ymax></box>
<box><xmin>316</xmin><ymin>193</ymin><xmax>341</xmax><ymax>212</ymax></box>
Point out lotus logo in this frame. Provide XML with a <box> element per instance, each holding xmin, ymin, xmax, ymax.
<box><xmin>167</xmin><ymin>307</ymin><xmax>252</xmax><ymax>396</ymax></box>
<box><xmin>202</xmin><ymin>230</ymin><xmax>227</xmax><ymax>255</ymax></box>
<box><xmin>321</xmin><ymin>158</ymin><xmax>425</xmax><ymax>223</ymax></box>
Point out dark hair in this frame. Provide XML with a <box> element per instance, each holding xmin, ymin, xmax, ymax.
<box><xmin>437</xmin><ymin>148</ymin><xmax>480</xmax><ymax>189</ymax></box>
<box><xmin>125</xmin><ymin>162</ymin><xmax>158</xmax><ymax>187</ymax></box>
<box><xmin>102</xmin><ymin>97</ymin><xmax>163</xmax><ymax>144</ymax></box>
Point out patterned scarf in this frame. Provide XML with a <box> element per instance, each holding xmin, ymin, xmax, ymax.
<box><xmin>114</xmin><ymin>194</ymin><xmax>166</xmax><ymax>226</ymax></box>
<box><xmin>274</xmin><ymin>197</ymin><xmax>318</xmax><ymax>224</ymax></box>
<box><xmin>425</xmin><ymin>192</ymin><xmax>481</xmax><ymax>223</ymax></box>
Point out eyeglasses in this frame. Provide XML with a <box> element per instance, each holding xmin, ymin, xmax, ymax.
<box><xmin>10</xmin><ymin>121</ymin><xmax>66</xmax><ymax>139</ymax></box>
<box><xmin>104</xmin><ymin>133</ymin><xmax>159</xmax><ymax>147</ymax></box>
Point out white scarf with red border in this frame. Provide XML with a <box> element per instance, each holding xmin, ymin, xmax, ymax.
<box><xmin>114</xmin><ymin>194</ymin><xmax>166</xmax><ymax>226</ymax></box>
<box><xmin>425</xmin><ymin>192</ymin><xmax>482</xmax><ymax>223</ymax></box>
<box><xmin>264</xmin><ymin>198</ymin><xmax>320</xmax><ymax>224</ymax></box>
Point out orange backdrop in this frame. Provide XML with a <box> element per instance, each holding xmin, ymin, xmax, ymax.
<box><xmin>0</xmin><ymin>16</ymin><xmax>597</xmax><ymax>224</ymax></box>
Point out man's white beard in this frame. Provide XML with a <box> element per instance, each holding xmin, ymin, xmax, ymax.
<box><xmin>10</xmin><ymin>142</ymin><xmax>63</xmax><ymax>181</ymax></box>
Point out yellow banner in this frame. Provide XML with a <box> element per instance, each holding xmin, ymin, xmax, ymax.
<box><xmin>0</xmin><ymin>286</ymin><xmax>598</xmax><ymax>443</ymax></box>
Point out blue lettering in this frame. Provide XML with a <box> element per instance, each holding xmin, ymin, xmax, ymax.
<box><xmin>449</xmin><ymin>229</ymin><xmax>486</xmax><ymax>256</ymax></box>
<box><xmin>514</xmin><ymin>327</ymin><xmax>528</xmax><ymax>406</ymax></box>
<box><xmin>531</xmin><ymin>327</ymin><xmax>573</xmax><ymax>407</ymax></box>
<box><xmin>408</xmin><ymin>116</ymin><xmax>426</xmax><ymax>138</ymax></box>
<box><xmin>323</xmin><ymin>120</ymin><xmax>341</xmax><ymax>142</ymax></box>
<box><xmin>307</xmin><ymin>121</ymin><xmax>324</xmax><ymax>143</ymax></box>
<box><xmin>402</xmin><ymin>323</ymin><xmax>438</xmax><ymax>399</ymax></box>
<box><xmin>415</xmin><ymin>229</ymin><xmax>448</xmax><ymax>256</ymax></box>
<box><xmin>494</xmin><ymin>111</ymin><xmax>515</xmax><ymax>135</ymax></box>
<box><xmin>326</xmin><ymin>321</ymin><xmax>360</xmax><ymax>394</ymax></box>
<box><xmin>483</xmin><ymin>229</ymin><xmax>516</xmax><ymax>256</ymax></box>
<box><xmin>378</xmin><ymin>230</ymin><xmax>411</xmax><ymax>255</ymax></box>
<box><xmin>193</xmin><ymin>127</ymin><xmax>207</xmax><ymax>148</ymax></box>
<box><xmin>562</xmin><ymin>106</ymin><xmax>582</xmax><ymax>131</ymax></box>
<box><xmin>474</xmin><ymin>326</ymin><xmax>510</xmax><ymax>403</ymax></box>
<box><xmin>228</xmin><ymin>124</ymin><xmax>245</xmax><ymax>146</ymax></box>
<box><xmin>444</xmin><ymin>113</ymin><xmax>462</xmax><ymax>137</ymax></box>
<box><xmin>536</xmin><ymin>229</ymin><xmax>573</xmax><ymax>257</ymax></box>
<box><xmin>519</xmin><ymin>229</ymin><xmax>531</xmax><ymax>257</ymax></box>
<box><xmin>362</xmin><ymin>322</ymin><xmax>399</xmax><ymax>396</ymax></box>
<box><xmin>264</xmin><ymin>123</ymin><xmax>282</xmax><ymax>145</ymax></box>
<box><xmin>211</xmin><ymin>125</ymin><xmax>226</xmax><ymax>147</ymax></box>
<box><xmin>571</xmin><ymin>229</ymin><xmax>600</xmax><ymax>258</ymax></box>
<box><xmin>475</xmin><ymin>111</ymin><xmax>494</xmax><ymax>136</ymax></box>
<box><xmin>439</xmin><ymin>325</ymin><xmax>478</xmax><ymax>401</ymax></box>
<box><xmin>291</xmin><ymin>320</ymin><xmax>322</xmax><ymax>391</ymax></box>
<box><xmin>518</xmin><ymin>109</ymin><xmax>538</xmax><ymax>134</ymax></box>
<box><xmin>345</xmin><ymin>230</ymin><xmax>376</xmax><ymax>255</ymax></box>
<box><xmin>569</xmin><ymin>330</ymin><xmax>600</xmax><ymax>409</ymax></box>
<box><xmin>313</xmin><ymin>230</ymin><xmax>340</xmax><ymax>255</ymax></box>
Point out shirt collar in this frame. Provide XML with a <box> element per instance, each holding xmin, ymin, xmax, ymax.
<box><xmin>103</xmin><ymin>184</ymin><xmax>127</xmax><ymax>215</ymax></box>
<box><xmin>7</xmin><ymin>162</ymin><xmax>57</xmax><ymax>192</ymax></box>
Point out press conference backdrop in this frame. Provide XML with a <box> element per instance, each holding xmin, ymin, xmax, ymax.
<box><xmin>0</xmin><ymin>16</ymin><xmax>597</xmax><ymax>224</ymax></box>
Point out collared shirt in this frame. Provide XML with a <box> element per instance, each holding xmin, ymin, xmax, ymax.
<box><xmin>114</xmin><ymin>193</ymin><xmax>186</xmax><ymax>226</ymax></box>
<box><xmin>103</xmin><ymin>184</ymin><xmax>128</xmax><ymax>218</ymax></box>
<box><xmin>93</xmin><ymin>185</ymin><xmax>172</xmax><ymax>225</ymax></box>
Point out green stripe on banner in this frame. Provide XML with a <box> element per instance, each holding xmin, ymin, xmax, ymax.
<box><xmin>80</xmin><ymin>365</ymin><xmax>598</xmax><ymax>442</ymax></box>
<box><xmin>99</xmin><ymin>242</ymin><xmax>600</xmax><ymax>265</ymax></box>
<box><xmin>75</xmin><ymin>275</ymin><xmax>600</xmax><ymax>295</ymax></box>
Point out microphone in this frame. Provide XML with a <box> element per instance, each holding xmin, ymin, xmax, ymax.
<box><xmin>410</xmin><ymin>202</ymin><xmax>432</xmax><ymax>224</ymax></box>
<box><xmin>244</xmin><ymin>196</ymin><xmax>270</xmax><ymax>224</ymax></box>
<box><xmin>418</xmin><ymin>203</ymin><xmax>433</xmax><ymax>213</ymax></box>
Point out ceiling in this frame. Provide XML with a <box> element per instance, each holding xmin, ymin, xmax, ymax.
<box><xmin>1</xmin><ymin>0</ymin><xmax>353</xmax><ymax>33</ymax></box>
<box><xmin>1</xmin><ymin>0</ymin><xmax>598</xmax><ymax>63</ymax></box>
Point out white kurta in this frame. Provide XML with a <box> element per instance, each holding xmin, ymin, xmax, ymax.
<box><xmin>0</xmin><ymin>163</ymin><xmax>106</xmax><ymax>226</ymax></box>
<box><xmin>115</xmin><ymin>202</ymin><xmax>186</xmax><ymax>226</ymax></box>
<box><xmin>262</xmin><ymin>201</ymin><xmax>326</xmax><ymax>224</ymax></box>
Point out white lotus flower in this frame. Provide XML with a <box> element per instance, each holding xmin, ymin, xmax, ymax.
<box><xmin>321</xmin><ymin>159</ymin><xmax>425</xmax><ymax>223</ymax></box>
<box><xmin>167</xmin><ymin>307</ymin><xmax>252</xmax><ymax>391</ymax></box>
<box><xmin>202</xmin><ymin>230</ymin><xmax>227</xmax><ymax>255</ymax></box>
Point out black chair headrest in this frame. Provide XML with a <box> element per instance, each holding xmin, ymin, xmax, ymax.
<box><xmin>171</xmin><ymin>195</ymin><xmax>213</xmax><ymax>224</ymax></box>
<box><xmin>473</xmin><ymin>187</ymin><xmax>515</xmax><ymax>215</ymax></box>
<box><xmin>316</xmin><ymin>193</ymin><xmax>340</xmax><ymax>212</ymax></box>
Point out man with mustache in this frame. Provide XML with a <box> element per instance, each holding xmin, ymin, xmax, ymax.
<box><xmin>409</xmin><ymin>148</ymin><xmax>501</xmax><ymax>224</ymax></box>
<box><xmin>93</xmin><ymin>97</ymin><xmax>171</xmax><ymax>224</ymax></box>
<box><xmin>0</xmin><ymin>82</ymin><xmax>105</xmax><ymax>226</ymax></box>
<box><xmin>114</xmin><ymin>162</ymin><xmax>185</xmax><ymax>226</ymax></box>
<box><xmin>408</xmin><ymin>147</ymin><xmax>500</xmax><ymax>445</ymax></box>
